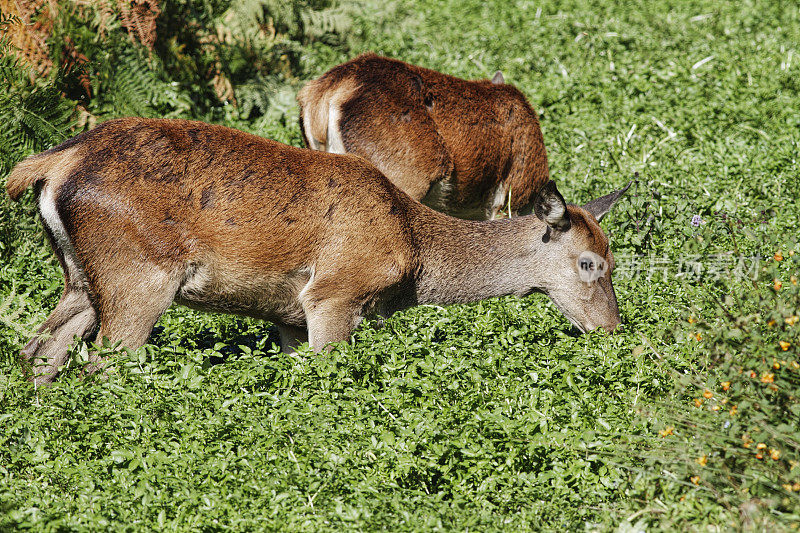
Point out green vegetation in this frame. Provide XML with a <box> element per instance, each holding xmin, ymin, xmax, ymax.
<box><xmin>1</xmin><ymin>0</ymin><xmax>799</xmax><ymax>529</ymax></box>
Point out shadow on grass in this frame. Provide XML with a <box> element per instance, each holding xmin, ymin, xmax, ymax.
<box><xmin>148</xmin><ymin>323</ymin><xmax>283</xmax><ymax>365</ymax></box>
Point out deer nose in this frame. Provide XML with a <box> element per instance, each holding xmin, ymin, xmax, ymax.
<box><xmin>601</xmin><ymin>319</ymin><xmax>621</xmax><ymax>333</ymax></box>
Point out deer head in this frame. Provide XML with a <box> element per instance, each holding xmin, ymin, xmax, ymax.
<box><xmin>531</xmin><ymin>181</ymin><xmax>631</xmax><ymax>332</ymax></box>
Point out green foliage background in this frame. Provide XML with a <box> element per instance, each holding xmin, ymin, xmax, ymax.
<box><xmin>1</xmin><ymin>0</ymin><xmax>800</xmax><ymax>530</ymax></box>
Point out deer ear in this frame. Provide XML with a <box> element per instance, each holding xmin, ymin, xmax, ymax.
<box><xmin>534</xmin><ymin>181</ymin><xmax>571</xmax><ymax>231</ymax></box>
<box><xmin>582</xmin><ymin>181</ymin><xmax>633</xmax><ymax>221</ymax></box>
<box><xmin>491</xmin><ymin>70</ymin><xmax>505</xmax><ymax>84</ymax></box>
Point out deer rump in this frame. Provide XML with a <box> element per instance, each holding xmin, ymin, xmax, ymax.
<box><xmin>298</xmin><ymin>53</ymin><xmax>551</xmax><ymax>220</ymax></box>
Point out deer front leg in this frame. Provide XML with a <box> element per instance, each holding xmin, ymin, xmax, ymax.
<box><xmin>301</xmin><ymin>295</ymin><xmax>363</xmax><ymax>352</ymax></box>
<box><xmin>276</xmin><ymin>324</ymin><xmax>308</xmax><ymax>354</ymax></box>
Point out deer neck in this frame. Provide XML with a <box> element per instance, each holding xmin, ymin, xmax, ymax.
<box><xmin>411</xmin><ymin>211</ymin><xmax>550</xmax><ymax>306</ymax></box>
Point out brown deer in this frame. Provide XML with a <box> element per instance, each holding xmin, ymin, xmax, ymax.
<box><xmin>298</xmin><ymin>53</ymin><xmax>552</xmax><ymax>220</ymax></box>
<box><xmin>6</xmin><ymin>118</ymin><xmax>629</xmax><ymax>385</ymax></box>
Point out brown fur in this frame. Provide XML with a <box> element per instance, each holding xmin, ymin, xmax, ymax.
<box><xmin>298</xmin><ymin>78</ymin><xmax>359</xmax><ymax>148</ymax></box>
<box><xmin>297</xmin><ymin>53</ymin><xmax>550</xmax><ymax>219</ymax></box>
<box><xmin>6</xmin><ymin>147</ymin><xmax>81</xmax><ymax>200</ymax></box>
<box><xmin>6</xmin><ymin>118</ymin><xmax>625</xmax><ymax>385</ymax></box>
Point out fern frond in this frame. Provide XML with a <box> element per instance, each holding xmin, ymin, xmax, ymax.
<box><xmin>0</xmin><ymin>77</ymin><xmax>76</xmax><ymax>174</ymax></box>
<box><xmin>116</xmin><ymin>0</ymin><xmax>161</xmax><ymax>50</ymax></box>
<box><xmin>0</xmin><ymin>0</ymin><xmax>54</xmax><ymax>76</ymax></box>
<box><xmin>299</xmin><ymin>5</ymin><xmax>352</xmax><ymax>39</ymax></box>
<box><xmin>0</xmin><ymin>283</ymin><xmax>36</xmax><ymax>338</ymax></box>
<box><xmin>93</xmin><ymin>46</ymin><xmax>192</xmax><ymax>118</ymax></box>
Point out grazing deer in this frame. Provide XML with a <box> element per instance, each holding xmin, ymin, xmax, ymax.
<box><xmin>298</xmin><ymin>53</ymin><xmax>552</xmax><ymax>220</ymax></box>
<box><xmin>6</xmin><ymin>118</ymin><xmax>629</xmax><ymax>385</ymax></box>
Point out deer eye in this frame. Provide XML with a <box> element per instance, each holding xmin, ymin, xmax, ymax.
<box><xmin>577</xmin><ymin>251</ymin><xmax>607</xmax><ymax>283</ymax></box>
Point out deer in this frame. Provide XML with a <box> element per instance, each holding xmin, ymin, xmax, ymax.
<box><xmin>298</xmin><ymin>53</ymin><xmax>555</xmax><ymax>220</ymax></box>
<box><xmin>6</xmin><ymin>118</ymin><xmax>629</xmax><ymax>386</ymax></box>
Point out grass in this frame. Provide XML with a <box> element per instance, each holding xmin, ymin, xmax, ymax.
<box><xmin>2</xmin><ymin>0</ymin><xmax>800</xmax><ymax>530</ymax></box>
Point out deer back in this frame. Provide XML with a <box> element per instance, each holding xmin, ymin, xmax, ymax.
<box><xmin>298</xmin><ymin>53</ymin><xmax>550</xmax><ymax>219</ymax></box>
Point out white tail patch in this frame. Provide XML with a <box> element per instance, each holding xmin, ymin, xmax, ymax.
<box><xmin>39</xmin><ymin>184</ymin><xmax>85</xmax><ymax>284</ymax></box>
<box><xmin>489</xmin><ymin>182</ymin><xmax>507</xmax><ymax>219</ymax></box>
<box><xmin>298</xmin><ymin>78</ymin><xmax>358</xmax><ymax>156</ymax></box>
<box><xmin>303</xmin><ymin>107</ymin><xmax>326</xmax><ymax>151</ymax></box>
<box><xmin>326</xmin><ymin>104</ymin><xmax>346</xmax><ymax>154</ymax></box>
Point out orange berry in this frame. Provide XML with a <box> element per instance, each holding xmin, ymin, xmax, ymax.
<box><xmin>690</xmin><ymin>476</ymin><xmax>700</xmax><ymax>485</ymax></box>
<box><xmin>696</xmin><ymin>455</ymin><xmax>708</xmax><ymax>466</ymax></box>
<box><xmin>659</xmin><ymin>426</ymin><xmax>674</xmax><ymax>437</ymax></box>
<box><xmin>756</xmin><ymin>443</ymin><xmax>767</xmax><ymax>450</ymax></box>
<box><xmin>762</xmin><ymin>373</ymin><xmax>775</xmax><ymax>383</ymax></box>
<box><xmin>694</xmin><ymin>398</ymin><xmax>703</xmax><ymax>407</ymax></box>
<box><xmin>774</xmin><ymin>360</ymin><xmax>781</xmax><ymax>369</ymax></box>
<box><xmin>791</xmin><ymin>275</ymin><xmax>798</xmax><ymax>285</ymax></box>
<box><xmin>688</xmin><ymin>316</ymin><xmax>696</xmax><ymax>324</ymax></box>
<box><xmin>694</xmin><ymin>332</ymin><xmax>702</xmax><ymax>341</ymax></box>
<box><xmin>774</xmin><ymin>279</ymin><xmax>783</xmax><ymax>291</ymax></box>
<box><xmin>780</xmin><ymin>341</ymin><xmax>791</xmax><ymax>351</ymax></box>
<box><xmin>712</xmin><ymin>404</ymin><xmax>721</xmax><ymax>411</ymax></box>
<box><xmin>730</xmin><ymin>405</ymin><xmax>737</xmax><ymax>416</ymax></box>
<box><xmin>750</xmin><ymin>370</ymin><xmax>758</xmax><ymax>378</ymax></box>
<box><xmin>775</xmin><ymin>251</ymin><xmax>784</xmax><ymax>261</ymax></box>
<box><xmin>787</xmin><ymin>316</ymin><xmax>799</xmax><ymax>326</ymax></box>
<box><xmin>792</xmin><ymin>361</ymin><xmax>800</xmax><ymax>370</ymax></box>
<box><xmin>770</xmin><ymin>449</ymin><xmax>781</xmax><ymax>460</ymax></box>
<box><xmin>721</xmin><ymin>381</ymin><xmax>731</xmax><ymax>391</ymax></box>
<box><xmin>703</xmin><ymin>389</ymin><xmax>713</xmax><ymax>399</ymax></box>
<box><xmin>756</xmin><ymin>453</ymin><xmax>764</xmax><ymax>459</ymax></box>
<box><xmin>785</xmin><ymin>484</ymin><xmax>794</xmax><ymax>491</ymax></box>
<box><xmin>793</xmin><ymin>482</ymin><xmax>800</xmax><ymax>491</ymax></box>
<box><xmin>768</xmin><ymin>319</ymin><xmax>777</xmax><ymax>327</ymax></box>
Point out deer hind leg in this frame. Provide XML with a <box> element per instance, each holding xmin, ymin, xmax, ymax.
<box><xmin>22</xmin><ymin>288</ymin><xmax>98</xmax><ymax>386</ymax></box>
<box><xmin>82</xmin><ymin>264</ymin><xmax>183</xmax><ymax>377</ymax></box>
<box><xmin>24</xmin><ymin>210</ymin><xmax>99</xmax><ymax>385</ymax></box>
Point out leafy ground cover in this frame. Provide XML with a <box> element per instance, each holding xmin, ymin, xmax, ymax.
<box><xmin>1</xmin><ymin>0</ymin><xmax>799</xmax><ymax>530</ymax></box>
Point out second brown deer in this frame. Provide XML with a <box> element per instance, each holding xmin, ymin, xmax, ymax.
<box><xmin>298</xmin><ymin>53</ymin><xmax>554</xmax><ymax>220</ymax></box>
<box><xmin>6</xmin><ymin>118</ymin><xmax>628</xmax><ymax>385</ymax></box>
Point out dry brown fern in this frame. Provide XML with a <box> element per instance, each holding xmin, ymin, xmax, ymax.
<box><xmin>116</xmin><ymin>0</ymin><xmax>160</xmax><ymax>50</ymax></box>
<box><xmin>0</xmin><ymin>0</ymin><xmax>55</xmax><ymax>77</ymax></box>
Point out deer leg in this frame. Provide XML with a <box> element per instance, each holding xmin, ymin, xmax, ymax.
<box><xmin>301</xmin><ymin>296</ymin><xmax>363</xmax><ymax>352</ymax></box>
<box><xmin>276</xmin><ymin>324</ymin><xmax>308</xmax><ymax>354</ymax></box>
<box><xmin>22</xmin><ymin>289</ymin><xmax>98</xmax><ymax>386</ymax></box>
<box><xmin>82</xmin><ymin>267</ymin><xmax>181</xmax><ymax>378</ymax></box>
